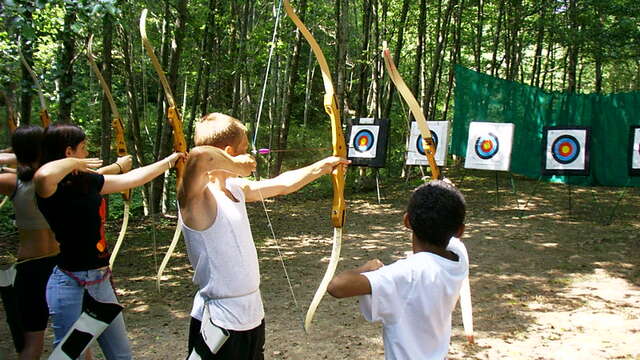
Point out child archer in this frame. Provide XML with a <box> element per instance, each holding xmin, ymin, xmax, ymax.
<box><xmin>327</xmin><ymin>180</ymin><xmax>469</xmax><ymax>360</ymax></box>
<box><xmin>179</xmin><ymin>112</ymin><xmax>349</xmax><ymax>359</ymax></box>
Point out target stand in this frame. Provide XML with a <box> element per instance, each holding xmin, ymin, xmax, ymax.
<box><xmin>347</xmin><ymin>118</ymin><xmax>391</xmax><ymax>203</ymax></box>
<box><xmin>539</xmin><ymin>126</ymin><xmax>591</xmax><ymax>216</ymax></box>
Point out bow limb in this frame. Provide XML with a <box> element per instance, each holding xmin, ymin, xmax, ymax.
<box><xmin>284</xmin><ymin>0</ymin><xmax>347</xmax><ymax>333</ymax></box>
<box><xmin>140</xmin><ymin>9</ymin><xmax>188</xmax><ymax>290</ymax></box>
<box><xmin>382</xmin><ymin>42</ymin><xmax>474</xmax><ymax>343</ymax></box>
<box><xmin>18</xmin><ymin>44</ymin><xmax>50</xmax><ymax>128</ymax></box>
<box><xmin>140</xmin><ymin>9</ymin><xmax>187</xmax><ymax>183</ymax></box>
<box><xmin>382</xmin><ymin>42</ymin><xmax>440</xmax><ymax>180</ymax></box>
<box><xmin>86</xmin><ymin>35</ymin><xmax>132</xmax><ymax>269</ymax></box>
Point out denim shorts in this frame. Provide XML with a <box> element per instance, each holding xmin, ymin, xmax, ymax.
<box><xmin>46</xmin><ymin>266</ymin><xmax>132</xmax><ymax>360</ymax></box>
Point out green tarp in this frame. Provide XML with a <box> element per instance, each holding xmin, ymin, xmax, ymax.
<box><xmin>451</xmin><ymin>65</ymin><xmax>640</xmax><ymax>187</ymax></box>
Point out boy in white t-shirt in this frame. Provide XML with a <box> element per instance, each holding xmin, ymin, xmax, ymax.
<box><xmin>178</xmin><ymin>112</ymin><xmax>349</xmax><ymax>359</ymax></box>
<box><xmin>328</xmin><ymin>181</ymin><xmax>468</xmax><ymax>360</ymax></box>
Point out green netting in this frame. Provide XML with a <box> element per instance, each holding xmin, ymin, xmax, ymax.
<box><xmin>451</xmin><ymin>65</ymin><xmax>640</xmax><ymax>187</ymax></box>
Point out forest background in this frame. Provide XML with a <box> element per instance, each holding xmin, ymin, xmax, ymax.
<box><xmin>0</xmin><ymin>0</ymin><xmax>639</xmax><ymax>221</ymax></box>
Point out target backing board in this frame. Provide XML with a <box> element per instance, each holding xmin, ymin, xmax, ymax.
<box><xmin>406</xmin><ymin>121</ymin><xmax>449</xmax><ymax>166</ymax></box>
<box><xmin>464</xmin><ymin>122</ymin><xmax>515</xmax><ymax>171</ymax></box>
<box><xmin>630</xmin><ymin>126</ymin><xmax>640</xmax><ymax>176</ymax></box>
<box><xmin>542</xmin><ymin>127</ymin><xmax>590</xmax><ymax>176</ymax></box>
<box><xmin>347</xmin><ymin>118</ymin><xmax>390</xmax><ymax>168</ymax></box>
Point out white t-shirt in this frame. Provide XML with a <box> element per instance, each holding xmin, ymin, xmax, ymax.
<box><xmin>180</xmin><ymin>177</ymin><xmax>264</xmax><ymax>331</ymax></box>
<box><xmin>359</xmin><ymin>238</ymin><xmax>469</xmax><ymax>360</ymax></box>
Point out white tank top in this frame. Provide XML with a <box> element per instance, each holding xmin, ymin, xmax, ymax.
<box><xmin>179</xmin><ymin>177</ymin><xmax>264</xmax><ymax>331</ymax></box>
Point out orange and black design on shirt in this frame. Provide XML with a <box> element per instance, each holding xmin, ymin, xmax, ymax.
<box><xmin>97</xmin><ymin>198</ymin><xmax>109</xmax><ymax>257</ymax></box>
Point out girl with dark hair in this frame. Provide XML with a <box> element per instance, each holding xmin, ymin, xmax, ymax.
<box><xmin>0</xmin><ymin>125</ymin><xmax>131</xmax><ymax>360</ymax></box>
<box><xmin>0</xmin><ymin>125</ymin><xmax>58</xmax><ymax>360</ymax></box>
<box><xmin>33</xmin><ymin>124</ymin><xmax>183</xmax><ymax>359</ymax></box>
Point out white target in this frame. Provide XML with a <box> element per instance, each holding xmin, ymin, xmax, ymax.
<box><xmin>464</xmin><ymin>122</ymin><xmax>515</xmax><ymax>171</ymax></box>
<box><xmin>543</xmin><ymin>127</ymin><xmax>590</xmax><ymax>175</ymax></box>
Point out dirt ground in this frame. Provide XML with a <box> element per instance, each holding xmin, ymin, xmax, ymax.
<box><xmin>1</xmin><ymin>169</ymin><xmax>639</xmax><ymax>359</ymax></box>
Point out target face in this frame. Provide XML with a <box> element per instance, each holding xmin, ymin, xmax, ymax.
<box><xmin>464</xmin><ymin>122</ymin><xmax>515</xmax><ymax>171</ymax></box>
<box><xmin>543</xmin><ymin>127</ymin><xmax>590</xmax><ymax>175</ymax></box>
<box><xmin>406</xmin><ymin>121</ymin><xmax>449</xmax><ymax>166</ymax></box>
<box><xmin>348</xmin><ymin>125</ymin><xmax>379</xmax><ymax>159</ymax></box>
<box><xmin>353</xmin><ymin>129</ymin><xmax>375</xmax><ymax>152</ymax></box>
<box><xmin>474</xmin><ymin>133</ymin><xmax>500</xmax><ymax>159</ymax></box>
<box><xmin>630</xmin><ymin>126</ymin><xmax>640</xmax><ymax>176</ymax></box>
<box><xmin>551</xmin><ymin>135</ymin><xmax>580</xmax><ymax>164</ymax></box>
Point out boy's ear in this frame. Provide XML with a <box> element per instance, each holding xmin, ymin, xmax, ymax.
<box><xmin>223</xmin><ymin>145</ymin><xmax>235</xmax><ymax>156</ymax></box>
<box><xmin>403</xmin><ymin>213</ymin><xmax>411</xmax><ymax>229</ymax></box>
<box><xmin>454</xmin><ymin>224</ymin><xmax>465</xmax><ymax>238</ymax></box>
<box><xmin>64</xmin><ymin>146</ymin><xmax>73</xmax><ymax>157</ymax></box>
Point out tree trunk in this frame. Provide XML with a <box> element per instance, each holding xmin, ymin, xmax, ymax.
<box><xmin>566</xmin><ymin>0</ymin><xmax>578</xmax><ymax>92</ymax></box>
<box><xmin>424</xmin><ymin>0</ymin><xmax>456</xmax><ymax>122</ymax></box>
<box><xmin>474</xmin><ymin>0</ymin><xmax>484</xmax><ymax>72</ymax></box>
<box><xmin>357</xmin><ymin>0</ymin><xmax>373</xmax><ymax>116</ymax></box>
<box><xmin>57</xmin><ymin>3</ymin><xmax>76</xmax><ymax>123</ymax></box>
<box><xmin>187</xmin><ymin>0</ymin><xmax>217</xmax><ymax>147</ymax></box>
<box><xmin>274</xmin><ymin>0</ymin><xmax>307</xmax><ymax>176</ymax></box>
<box><xmin>382</xmin><ymin>0</ymin><xmax>410</xmax><ymax>119</ymax></box>
<box><xmin>19</xmin><ymin>6</ymin><xmax>34</xmax><ymax>125</ymax></box>
<box><xmin>490</xmin><ymin>1</ymin><xmax>505</xmax><ymax>77</ymax></box>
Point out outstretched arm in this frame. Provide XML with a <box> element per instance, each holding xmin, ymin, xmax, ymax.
<box><xmin>35</xmin><ymin>158</ymin><xmax>104</xmax><ymax>198</ymax></box>
<box><xmin>97</xmin><ymin>155</ymin><xmax>133</xmax><ymax>175</ymax></box>
<box><xmin>243</xmin><ymin>156</ymin><xmax>349</xmax><ymax>202</ymax></box>
<box><xmin>177</xmin><ymin>146</ymin><xmax>256</xmax><ymax>230</ymax></box>
<box><xmin>327</xmin><ymin>259</ymin><xmax>383</xmax><ymax>298</ymax></box>
<box><xmin>100</xmin><ymin>153</ymin><xmax>185</xmax><ymax>195</ymax></box>
<box><xmin>0</xmin><ymin>153</ymin><xmax>17</xmax><ymax>166</ymax></box>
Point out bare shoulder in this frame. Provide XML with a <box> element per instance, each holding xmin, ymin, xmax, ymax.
<box><xmin>0</xmin><ymin>173</ymin><xmax>17</xmax><ymax>196</ymax></box>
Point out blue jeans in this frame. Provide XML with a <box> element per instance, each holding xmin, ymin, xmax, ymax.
<box><xmin>46</xmin><ymin>266</ymin><xmax>132</xmax><ymax>360</ymax></box>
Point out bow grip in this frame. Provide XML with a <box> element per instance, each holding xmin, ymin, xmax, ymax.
<box><xmin>167</xmin><ymin>107</ymin><xmax>187</xmax><ymax>184</ymax></box>
<box><xmin>422</xmin><ymin>137</ymin><xmax>441</xmax><ymax>180</ymax></box>
<box><xmin>111</xmin><ymin>117</ymin><xmax>132</xmax><ymax>201</ymax></box>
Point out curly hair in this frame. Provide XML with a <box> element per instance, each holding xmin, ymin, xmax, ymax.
<box><xmin>406</xmin><ymin>180</ymin><xmax>466</xmax><ymax>247</ymax></box>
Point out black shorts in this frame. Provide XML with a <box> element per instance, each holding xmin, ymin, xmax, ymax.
<box><xmin>187</xmin><ymin>317</ymin><xmax>265</xmax><ymax>360</ymax></box>
<box><xmin>14</xmin><ymin>255</ymin><xmax>58</xmax><ymax>331</ymax></box>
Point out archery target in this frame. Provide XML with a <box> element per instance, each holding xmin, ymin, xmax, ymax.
<box><xmin>348</xmin><ymin>125</ymin><xmax>379</xmax><ymax>159</ymax></box>
<box><xmin>464</xmin><ymin>122</ymin><xmax>515</xmax><ymax>171</ymax></box>
<box><xmin>406</xmin><ymin>121</ymin><xmax>449</xmax><ymax>166</ymax></box>
<box><xmin>630</xmin><ymin>126</ymin><xmax>640</xmax><ymax>176</ymax></box>
<box><xmin>543</xmin><ymin>127</ymin><xmax>590</xmax><ymax>175</ymax></box>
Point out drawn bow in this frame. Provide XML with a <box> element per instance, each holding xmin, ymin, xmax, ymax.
<box><xmin>86</xmin><ymin>35</ymin><xmax>132</xmax><ymax>269</ymax></box>
<box><xmin>140</xmin><ymin>9</ymin><xmax>188</xmax><ymax>290</ymax></box>
<box><xmin>382</xmin><ymin>42</ymin><xmax>474</xmax><ymax>343</ymax></box>
<box><xmin>283</xmin><ymin>0</ymin><xmax>347</xmax><ymax>333</ymax></box>
<box><xmin>18</xmin><ymin>43</ymin><xmax>50</xmax><ymax>128</ymax></box>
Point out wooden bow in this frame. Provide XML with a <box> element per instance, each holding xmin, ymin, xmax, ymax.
<box><xmin>382</xmin><ymin>42</ymin><xmax>440</xmax><ymax>180</ymax></box>
<box><xmin>18</xmin><ymin>44</ymin><xmax>50</xmax><ymax>128</ymax></box>
<box><xmin>382</xmin><ymin>41</ymin><xmax>474</xmax><ymax>343</ymax></box>
<box><xmin>86</xmin><ymin>34</ymin><xmax>132</xmax><ymax>269</ymax></box>
<box><xmin>283</xmin><ymin>0</ymin><xmax>347</xmax><ymax>333</ymax></box>
<box><xmin>140</xmin><ymin>9</ymin><xmax>188</xmax><ymax>290</ymax></box>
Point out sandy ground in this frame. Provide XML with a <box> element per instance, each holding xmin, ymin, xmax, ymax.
<box><xmin>1</xmin><ymin>169</ymin><xmax>639</xmax><ymax>359</ymax></box>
